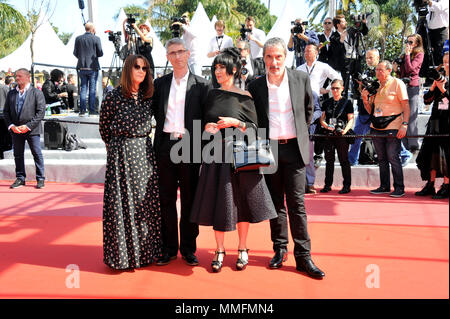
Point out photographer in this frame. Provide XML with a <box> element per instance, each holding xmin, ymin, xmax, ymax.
<box><xmin>319</xmin><ymin>79</ymin><xmax>354</xmax><ymax>194</ymax></box>
<box><xmin>362</xmin><ymin>61</ymin><xmax>410</xmax><ymax>198</ymax></box>
<box><xmin>329</xmin><ymin>14</ymin><xmax>368</xmax><ymax>95</ymax></box>
<box><xmin>415</xmin><ymin>51</ymin><xmax>449</xmax><ymax>199</ymax></box>
<box><xmin>171</xmin><ymin>13</ymin><xmax>202</xmax><ymax>75</ymax></box>
<box><xmin>123</xmin><ymin>18</ymin><xmax>155</xmax><ymax>76</ymax></box>
<box><xmin>287</xmin><ymin>18</ymin><xmax>319</xmax><ymax>68</ymax></box>
<box><xmin>235</xmin><ymin>39</ymin><xmax>265</xmax><ymax>89</ymax></box>
<box><xmin>418</xmin><ymin>0</ymin><xmax>448</xmax><ymax>83</ymax></box>
<box><xmin>42</xmin><ymin>69</ymin><xmax>68</xmax><ymax>114</ymax></box>
<box><xmin>393</xmin><ymin>34</ymin><xmax>424</xmax><ymax>153</ymax></box>
<box><xmin>241</xmin><ymin>16</ymin><xmax>266</xmax><ymax>59</ymax></box>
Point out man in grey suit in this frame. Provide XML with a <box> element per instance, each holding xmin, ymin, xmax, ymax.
<box><xmin>73</xmin><ymin>22</ymin><xmax>103</xmax><ymax>116</ymax></box>
<box><xmin>3</xmin><ymin>68</ymin><xmax>46</xmax><ymax>189</ymax></box>
<box><xmin>248</xmin><ymin>38</ymin><xmax>325</xmax><ymax>279</ymax></box>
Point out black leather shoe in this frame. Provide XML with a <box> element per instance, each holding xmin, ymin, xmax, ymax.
<box><xmin>182</xmin><ymin>253</ymin><xmax>199</xmax><ymax>266</ymax></box>
<box><xmin>36</xmin><ymin>180</ymin><xmax>45</xmax><ymax>189</ymax></box>
<box><xmin>415</xmin><ymin>181</ymin><xmax>435</xmax><ymax>196</ymax></box>
<box><xmin>338</xmin><ymin>186</ymin><xmax>351</xmax><ymax>194</ymax></box>
<box><xmin>269</xmin><ymin>249</ymin><xmax>288</xmax><ymax>269</ymax></box>
<box><xmin>10</xmin><ymin>179</ymin><xmax>25</xmax><ymax>189</ymax></box>
<box><xmin>296</xmin><ymin>258</ymin><xmax>325</xmax><ymax>279</ymax></box>
<box><xmin>320</xmin><ymin>185</ymin><xmax>331</xmax><ymax>193</ymax></box>
<box><xmin>156</xmin><ymin>253</ymin><xmax>177</xmax><ymax>266</ymax></box>
<box><xmin>432</xmin><ymin>184</ymin><xmax>449</xmax><ymax>199</ymax></box>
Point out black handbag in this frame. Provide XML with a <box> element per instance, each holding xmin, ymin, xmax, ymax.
<box><xmin>232</xmin><ymin>139</ymin><xmax>275</xmax><ymax>172</ymax></box>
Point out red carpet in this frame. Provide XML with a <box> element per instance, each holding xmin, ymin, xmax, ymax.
<box><xmin>0</xmin><ymin>181</ymin><xmax>448</xmax><ymax>299</ymax></box>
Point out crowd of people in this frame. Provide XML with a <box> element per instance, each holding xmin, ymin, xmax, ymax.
<box><xmin>1</xmin><ymin>6</ymin><xmax>448</xmax><ymax>276</ymax></box>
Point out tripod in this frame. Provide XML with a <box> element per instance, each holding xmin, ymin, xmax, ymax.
<box><xmin>416</xmin><ymin>14</ymin><xmax>436</xmax><ymax>80</ymax></box>
<box><xmin>343</xmin><ymin>28</ymin><xmax>366</xmax><ymax>99</ymax></box>
<box><xmin>104</xmin><ymin>51</ymin><xmax>122</xmax><ymax>95</ymax></box>
<box><xmin>291</xmin><ymin>35</ymin><xmax>305</xmax><ymax>69</ymax></box>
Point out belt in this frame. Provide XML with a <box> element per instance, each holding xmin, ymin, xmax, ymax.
<box><xmin>79</xmin><ymin>68</ymin><xmax>94</xmax><ymax>71</ymax></box>
<box><xmin>273</xmin><ymin>138</ymin><xmax>296</xmax><ymax>144</ymax></box>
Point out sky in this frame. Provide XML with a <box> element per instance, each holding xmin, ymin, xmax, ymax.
<box><xmin>11</xmin><ymin>0</ymin><xmax>313</xmax><ymax>35</ymax></box>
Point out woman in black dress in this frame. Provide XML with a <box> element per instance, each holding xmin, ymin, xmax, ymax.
<box><xmin>123</xmin><ymin>20</ymin><xmax>155</xmax><ymax>77</ymax></box>
<box><xmin>415</xmin><ymin>52</ymin><xmax>449</xmax><ymax>199</ymax></box>
<box><xmin>319</xmin><ymin>79</ymin><xmax>354</xmax><ymax>194</ymax></box>
<box><xmin>99</xmin><ymin>54</ymin><xmax>162</xmax><ymax>270</ymax></box>
<box><xmin>190</xmin><ymin>48</ymin><xmax>277</xmax><ymax>272</ymax></box>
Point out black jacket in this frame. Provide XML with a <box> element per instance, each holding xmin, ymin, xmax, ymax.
<box><xmin>151</xmin><ymin>72</ymin><xmax>209</xmax><ymax>155</ymax></box>
<box><xmin>73</xmin><ymin>32</ymin><xmax>103</xmax><ymax>70</ymax></box>
<box><xmin>248</xmin><ymin>68</ymin><xmax>314</xmax><ymax>165</ymax></box>
<box><xmin>3</xmin><ymin>86</ymin><xmax>46</xmax><ymax>135</ymax></box>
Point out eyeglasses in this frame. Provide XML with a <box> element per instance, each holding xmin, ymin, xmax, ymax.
<box><xmin>133</xmin><ymin>65</ymin><xmax>149</xmax><ymax>72</ymax></box>
<box><xmin>237</xmin><ymin>48</ymin><xmax>247</xmax><ymax>51</ymax></box>
<box><xmin>331</xmin><ymin>87</ymin><xmax>342</xmax><ymax>90</ymax></box>
<box><xmin>167</xmin><ymin>49</ymin><xmax>188</xmax><ymax>57</ymax></box>
<box><xmin>324</xmin><ymin>22</ymin><xmax>332</xmax><ymax>24</ymax></box>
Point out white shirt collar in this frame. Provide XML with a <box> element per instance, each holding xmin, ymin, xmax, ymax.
<box><xmin>266</xmin><ymin>68</ymin><xmax>288</xmax><ymax>89</ymax></box>
<box><xmin>16</xmin><ymin>83</ymin><xmax>31</xmax><ymax>93</ymax></box>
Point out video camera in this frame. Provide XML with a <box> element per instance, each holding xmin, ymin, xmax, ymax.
<box><xmin>106</xmin><ymin>30</ymin><xmax>122</xmax><ymax>54</ymax></box>
<box><xmin>240</xmin><ymin>24</ymin><xmax>252</xmax><ymax>41</ymax></box>
<box><xmin>170</xmin><ymin>16</ymin><xmax>188</xmax><ymax>38</ymax></box>
<box><xmin>126</xmin><ymin>13</ymin><xmax>139</xmax><ymax>26</ymax></box>
<box><xmin>350</xmin><ymin>13</ymin><xmax>371</xmax><ymax>29</ymax></box>
<box><xmin>413</xmin><ymin>0</ymin><xmax>429</xmax><ymax>17</ymax></box>
<box><xmin>357</xmin><ymin>72</ymin><xmax>380</xmax><ymax>95</ymax></box>
<box><xmin>291</xmin><ymin>21</ymin><xmax>308</xmax><ymax>35</ymax></box>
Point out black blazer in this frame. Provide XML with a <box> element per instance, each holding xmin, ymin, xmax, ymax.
<box><xmin>318</xmin><ymin>33</ymin><xmax>332</xmax><ymax>64</ymax></box>
<box><xmin>73</xmin><ymin>32</ymin><xmax>103</xmax><ymax>70</ymax></box>
<box><xmin>151</xmin><ymin>72</ymin><xmax>209</xmax><ymax>154</ymax></box>
<box><xmin>248</xmin><ymin>68</ymin><xmax>314</xmax><ymax>165</ymax></box>
<box><xmin>3</xmin><ymin>86</ymin><xmax>46</xmax><ymax>135</ymax></box>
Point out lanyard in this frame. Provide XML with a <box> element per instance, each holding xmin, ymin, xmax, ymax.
<box><xmin>306</xmin><ymin>62</ymin><xmax>316</xmax><ymax>76</ymax></box>
<box><xmin>216</xmin><ymin>36</ymin><xmax>224</xmax><ymax>50</ymax></box>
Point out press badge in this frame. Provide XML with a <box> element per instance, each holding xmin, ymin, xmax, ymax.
<box><xmin>438</xmin><ymin>98</ymin><xmax>449</xmax><ymax>110</ymax></box>
<box><xmin>374</xmin><ymin>108</ymin><xmax>383</xmax><ymax>117</ymax></box>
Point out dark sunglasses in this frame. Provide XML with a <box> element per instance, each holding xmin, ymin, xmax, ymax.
<box><xmin>324</xmin><ymin>21</ymin><xmax>332</xmax><ymax>24</ymax></box>
<box><xmin>134</xmin><ymin>64</ymin><xmax>149</xmax><ymax>72</ymax></box>
<box><xmin>331</xmin><ymin>87</ymin><xmax>342</xmax><ymax>90</ymax></box>
<box><xmin>405</xmin><ymin>40</ymin><xmax>414</xmax><ymax>45</ymax></box>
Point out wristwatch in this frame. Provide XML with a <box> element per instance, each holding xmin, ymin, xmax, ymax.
<box><xmin>401</xmin><ymin>121</ymin><xmax>408</xmax><ymax>125</ymax></box>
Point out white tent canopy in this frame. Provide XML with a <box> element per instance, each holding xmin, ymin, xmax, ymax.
<box><xmin>0</xmin><ymin>16</ymin><xmax>77</xmax><ymax>72</ymax></box>
<box><xmin>189</xmin><ymin>2</ymin><xmax>216</xmax><ymax>67</ymax></box>
<box><xmin>266</xmin><ymin>0</ymin><xmax>296</xmax><ymax>67</ymax></box>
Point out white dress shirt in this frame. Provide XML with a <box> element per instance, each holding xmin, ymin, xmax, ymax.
<box><xmin>297</xmin><ymin>60</ymin><xmax>342</xmax><ymax>95</ymax></box>
<box><xmin>249</xmin><ymin>28</ymin><xmax>266</xmax><ymax>59</ymax></box>
<box><xmin>208</xmin><ymin>34</ymin><xmax>234</xmax><ymax>53</ymax></box>
<box><xmin>266</xmin><ymin>70</ymin><xmax>297</xmax><ymax>140</ymax></box>
<box><xmin>182</xmin><ymin>25</ymin><xmax>199</xmax><ymax>64</ymax></box>
<box><xmin>163</xmin><ymin>71</ymin><xmax>189</xmax><ymax>135</ymax></box>
<box><xmin>428</xmin><ymin>0</ymin><xmax>449</xmax><ymax>30</ymax></box>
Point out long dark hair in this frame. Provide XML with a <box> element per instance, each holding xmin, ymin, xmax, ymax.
<box><xmin>120</xmin><ymin>54</ymin><xmax>154</xmax><ymax>99</ymax></box>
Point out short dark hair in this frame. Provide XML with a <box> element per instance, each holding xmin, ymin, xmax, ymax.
<box><xmin>50</xmin><ymin>69</ymin><xmax>64</xmax><ymax>82</ymax></box>
<box><xmin>212</xmin><ymin>47</ymin><xmax>242</xmax><ymax>79</ymax></box>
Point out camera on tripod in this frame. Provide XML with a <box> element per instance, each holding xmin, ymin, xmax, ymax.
<box><xmin>170</xmin><ymin>16</ymin><xmax>187</xmax><ymax>38</ymax></box>
<box><xmin>240</xmin><ymin>24</ymin><xmax>252</xmax><ymax>41</ymax></box>
<box><xmin>413</xmin><ymin>0</ymin><xmax>429</xmax><ymax>17</ymax></box>
<box><xmin>107</xmin><ymin>30</ymin><xmax>122</xmax><ymax>54</ymax></box>
<box><xmin>350</xmin><ymin>13</ymin><xmax>371</xmax><ymax>29</ymax></box>
<box><xmin>291</xmin><ymin>21</ymin><xmax>308</xmax><ymax>35</ymax></box>
<box><xmin>126</xmin><ymin>13</ymin><xmax>139</xmax><ymax>27</ymax></box>
<box><xmin>357</xmin><ymin>72</ymin><xmax>380</xmax><ymax>95</ymax></box>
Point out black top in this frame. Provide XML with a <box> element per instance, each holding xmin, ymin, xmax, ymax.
<box><xmin>322</xmin><ymin>97</ymin><xmax>354</xmax><ymax>124</ymax></box>
<box><xmin>204</xmin><ymin>89</ymin><xmax>257</xmax><ymax>128</ymax></box>
<box><xmin>137</xmin><ymin>38</ymin><xmax>154</xmax><ymax>74</ymax></box>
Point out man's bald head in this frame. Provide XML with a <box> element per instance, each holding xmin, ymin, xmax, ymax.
<box><xmin>85</xmin><ymin>22</ymin><xmax>95</xmax><ymax>33</ymax></box>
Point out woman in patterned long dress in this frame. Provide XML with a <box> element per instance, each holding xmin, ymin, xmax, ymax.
<box><xmin>99</xmin><ymin>54</ymin><xmax>162</xmax><ymax>270</ymax></box>
<box><xmin>190</xmin><ymin>48</ymin><xmax>277</xmax><ymax>272</ymax></box>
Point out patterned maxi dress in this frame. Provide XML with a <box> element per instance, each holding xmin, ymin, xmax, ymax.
<box><xmin>99</xmin><ymin>87</ymin><xmax>162</xmax><ymax>269</ymax></box>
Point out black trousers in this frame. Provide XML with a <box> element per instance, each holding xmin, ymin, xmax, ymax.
<box><xmin>323</xmin><ymin>137</ymin><xmax>351</xmax><ymax>188</ymax></box>
<box><xmin>265</xmin><ymin>140</ymin><xmax>311</xmax><ymax>260</ymax></box>
<box><xmin>156</xmin><ymin>134</ymin><xmax>199</xmax><ymax>257</ymax></box>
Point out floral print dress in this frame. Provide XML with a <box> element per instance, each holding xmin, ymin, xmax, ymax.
<box><xmin>99</xmin><ymin>87</ymin><xmax>162</xmax><ymax>269</ymax></box>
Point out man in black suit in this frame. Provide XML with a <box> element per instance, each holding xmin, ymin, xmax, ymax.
<box><xmin>152</xmin><ymin>38</ymin><xmax>209</xmax><ymax>266</ymax></box>
<box><xmin>248</xmin><ymin>38</ymin><xmax>325</xmax><ymax>279</ymax></box>
<box><xmin>3</xmin><ymin>68</ymin><xmax>46</xmax><ymax>189</ymax></box>
<box><xmin>73</xmin><ymin>22</ymin><xmax>103</xmax><ymax>117</ymax></box>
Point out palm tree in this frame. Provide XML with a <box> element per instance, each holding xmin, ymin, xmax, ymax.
<box><xmin>0</xmin><ymin>0</ymin><xmax>26</xmax><ymax>29</ymax></box>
